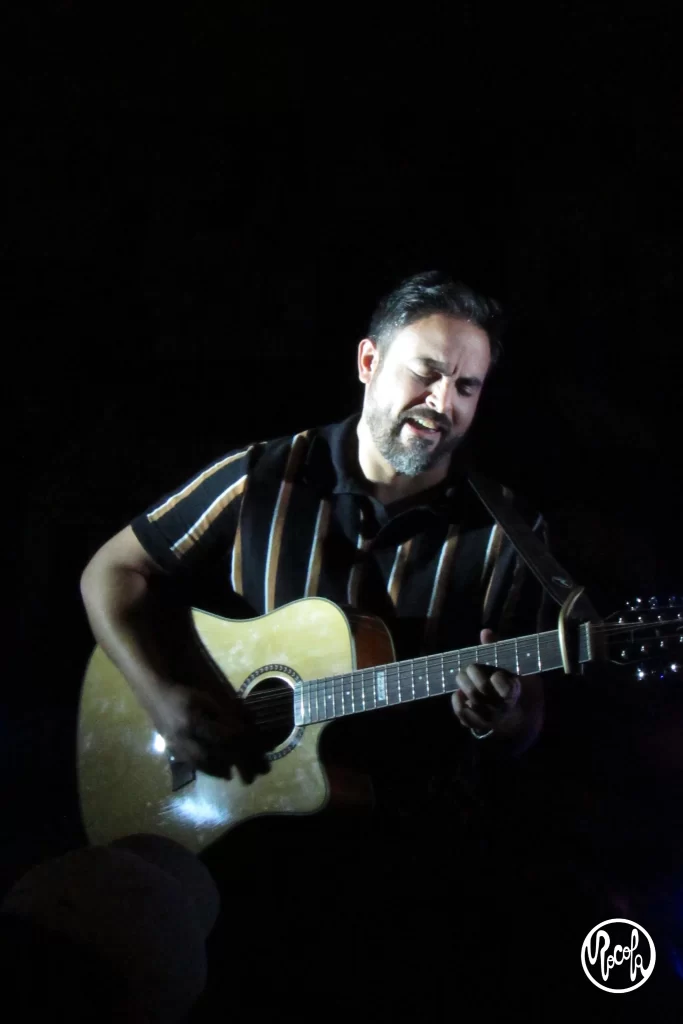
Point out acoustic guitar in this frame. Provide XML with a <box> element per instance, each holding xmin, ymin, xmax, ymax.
<box><xmin>78</xmin><ymin>594</ymin><xmax>682</xmax><ymax>853</ymax></box>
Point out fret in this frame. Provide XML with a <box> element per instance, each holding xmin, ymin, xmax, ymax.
<box><xmin>426</xmin><ymin>659</ymin><xmax>434</xmax><ymax>696</ymax></box>
<box><xmin>365</xmin><ymin>669</ymin><xmax>376</xmax><ymax>711</ymax></box>
<box><xmin>391</xmin><ymin>665</ymin><xmax>401</xmax><ymax>705</ymax></box>
<box><xmin>414</xmin><ymin>659</ymin><xmax>421</xmax><ymax>698</ymax></box>
<box><xmin>342</xmin><ymin>674</ymin><xmax>351</xmax><ymax>716</ymax></box>
<box><xmin>519</xmin><ymin>639</ymin><xmax>535</xmax><ymax>674</ymax></box>
<box><xmin>434</xmin><ymin>657</ymin><xmax>442</xmax><ymax>696</ymax></box>
<box><xmin>390</xmin><ymin>666</ymin><xmax>402</xmax><ymax>705</ymax></box>
<box><xmin>422</xmin><ymin>660</ymin><xmax>430</xmax><ymax>696</ymax></box>
<box><xmin>383</xmin><ymin>666</ymin><xmax>392</xmax><ymax>705</ymax></box>
<box><xmin>303</xmin><ymin>629</ymin><xmax>572</xmax><ymax>723</ymax></box>
<box><xmin>356</xmin><ymin>667</ymin><xmax>366</xmax><ymax>716</ymax></box>
<box><xmin>375</xmin><ymin>667</ymin><xmax>388</xmax><ymax>707</ymax></box>
<box><xmin>396</xmin><ymin>663</ymin><xmax>406</xmax><ymax>703</ymax></box>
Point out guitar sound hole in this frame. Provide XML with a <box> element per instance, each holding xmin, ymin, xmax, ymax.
<box><xmin>243</xmin><ymin>677</ymin><xmax>295</xmax><ymax>751</ymax></box>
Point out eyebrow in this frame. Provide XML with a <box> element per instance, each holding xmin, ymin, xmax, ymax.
<box><xmin>413</xmin><ymin>356</ymin><xmax>485</xmax><ymax>388</ymax></box>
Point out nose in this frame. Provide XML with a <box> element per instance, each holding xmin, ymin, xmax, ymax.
<box><xmin>424</xmin><ymin>378</ymin><xmax>456</xmax><ymax>423</ymax></box>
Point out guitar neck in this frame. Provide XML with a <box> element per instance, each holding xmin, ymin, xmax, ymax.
<box><xmin>296</xmin><ymin>624</ymin><xmax>597</xmax><ymax>726</ymax></box>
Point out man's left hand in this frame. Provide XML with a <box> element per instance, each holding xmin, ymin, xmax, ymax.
<box><xmin>451</xmin><ymin>628</ymin><xmax>522</xmax><ymax>735</ymax></box>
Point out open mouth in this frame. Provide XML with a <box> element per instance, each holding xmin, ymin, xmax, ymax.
<box><xmin>403</xmin><ymin>417</ymin><xmax>443</xmax><ymax>438</ymax></box>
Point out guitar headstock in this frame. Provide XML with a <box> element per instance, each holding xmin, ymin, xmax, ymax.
<box><xmin>604</xmin><ymin>595</ymin><xmax>682</xmax><ymax>679</ymax></box>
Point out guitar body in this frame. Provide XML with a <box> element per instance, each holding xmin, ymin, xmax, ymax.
<box><xmin>78</xmin><ymin>598</ymin><xmax>395</xmax><ymax>854</ymax></box>
<box><xmin>79</xmin><ymin>586</ymin><xmax>679</xmax><ymax>855</ymax></box>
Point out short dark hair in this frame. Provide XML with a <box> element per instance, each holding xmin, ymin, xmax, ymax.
<box><xmin>367</xmin><ymin>270</ymin><xmax>504</xmax><ymax>371</ymax></box>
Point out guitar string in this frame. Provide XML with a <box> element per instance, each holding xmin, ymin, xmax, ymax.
<box><xmin>245</xmin><ymin>651</ymin><xmax>683</xmax><ymax>731</ymax></box>
<box><xmin>236</xmin><ymin>619</ymin><xmax>681</xmax><ymax>708</ymax></box>
<box><xmin>237</xmin><ymin>621</ymin><xmax>682</xmax><ymax>718</ymax></box>
<box><xmin>229</xmin><ymin>626</ymin><xmax>683</xmax><ymax>733</ymax></box>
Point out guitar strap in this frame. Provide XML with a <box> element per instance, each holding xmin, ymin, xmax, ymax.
<box><xmin>468</xmin><ymin>471</ymin><xmax>602</xmax><ymax>624</ymax></box>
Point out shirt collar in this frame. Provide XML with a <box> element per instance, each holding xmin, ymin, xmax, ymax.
<box><xmin>302</xmin><ymin>412</ymin><xmax>471</xmax><ymax>512</ymax></box>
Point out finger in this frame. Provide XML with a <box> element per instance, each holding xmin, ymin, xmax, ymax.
<box><xmin>480</xmin><ymin>628</ymin><xmax>498</xmax><ymax>645</ymax></box>
<box><xmin>168</xmin><ymin>736</ymin><xmax>203</xmax><ymax>766</ymax></box>
<box><xmin>455</xmin><ymin>668</ymin><xmax>485</xmax><ymax>703</ymax></box>
<box><xmin>236</xmin><ymin>751</ymin><xmax>270</xmax><ymax>785</ymax></box>
<box><xmin>459</xmin><ymin>704</ymin><xmax>495</xmax><ymax>732</ymax></box>
<box><xmin>489</xmin><ymin>671</ymin><xmax>522</xmax><ymax>706</ymax></box>
<box><xmin>201</xmin><ymin>751</ymin><xmax>235</xmax><ymax>781</ymax></box>
<box><xmin>452</xmin><ymin>688</ymin><xmax>491</xmax><ymax>723</ymax></box>
<box><xmin>460</xmin><ymin>665</ymin><xmax>501</xmax><ymax>704</ymax></box>
<box><xmin>451</xmin><ymin>688</ymin><xmax>469</xmax><ymax>722</ymax></box>
<box><xmin>189</xmin><ymin>710</ymin><xmax>250</xmax><ymax>741</ymax></box>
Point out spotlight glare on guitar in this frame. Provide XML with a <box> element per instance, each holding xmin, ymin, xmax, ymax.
<box><xmin>171</xmin><ymin>794</ymin><xmax>231</xmax><ymax>828</ymax></box>
<box><xmin>153</xmin><ymin>733</ymin><xmax>167</xmax><ymax>754</ymax></box>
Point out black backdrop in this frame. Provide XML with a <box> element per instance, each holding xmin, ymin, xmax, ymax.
<box><xmin>9</xmin><ymin>7</ymin><xmax>683</xmax><ymax>905</ymax></box>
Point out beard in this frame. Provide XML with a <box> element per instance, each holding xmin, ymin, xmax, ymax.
<box><xmin>363</xmin><ymin>395</ymin><xmax>466</xmax><ymax>477</ymax></box>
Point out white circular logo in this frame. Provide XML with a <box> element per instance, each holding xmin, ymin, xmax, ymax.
<box><xmin>581</xmin><ymin>918</ymin><xmax>656</xmax><ymax>993</ymax></box>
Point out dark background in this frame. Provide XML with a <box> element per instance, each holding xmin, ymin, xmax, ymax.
<box><xmin>7</xmin><ymin>0</ymin><xmax>683</xmax><ymax>981</ymax></box>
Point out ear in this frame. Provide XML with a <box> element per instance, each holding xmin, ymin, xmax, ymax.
<box><xmin>357</xmin><ymin>338</ymin><xmax>380</xmax><ymax>384</ymax></box>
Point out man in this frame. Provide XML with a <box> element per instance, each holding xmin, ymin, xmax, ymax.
<box><xmin>80</xmin><ymin>271</ymin><xmax>548</xmax><ymax>776</ymax></box>
<box><xmin>80</xmin><ymin>271</ymin><xmax>559</xmax><ymax>1009</ymax></box>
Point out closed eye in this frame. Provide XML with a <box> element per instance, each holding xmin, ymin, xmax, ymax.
<box><xmin>411</xmin><ymin>370</ymin><xmax>476</xmax><ymax>396</ymax></box>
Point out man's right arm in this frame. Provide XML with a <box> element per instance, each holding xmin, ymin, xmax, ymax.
<box><xmin>80</xmin><ymin>526</ymin><xmax>265</xmax><ymax>780</ymax></box>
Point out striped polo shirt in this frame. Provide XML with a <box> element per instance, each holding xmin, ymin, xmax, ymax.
<box><xmin>131</xmin><ymin>413</ymin><xmax>553</xmax><ymax>809</ymax></box>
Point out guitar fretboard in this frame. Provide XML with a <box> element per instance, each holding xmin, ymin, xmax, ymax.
<box><xmin>295</xmin><ymin>625</ymin><xmax>592</xmax><ymax>725</ymax></box>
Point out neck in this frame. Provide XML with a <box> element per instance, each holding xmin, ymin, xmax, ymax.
<box><xmin>355</xmin><ymin>416</ymin><xmax>450</xmax><ymax>504</ymax></box>
<box><xmin>296</xmin><ymin>624</ymin><xmax>600</xmax><ymax>726</ymax></box>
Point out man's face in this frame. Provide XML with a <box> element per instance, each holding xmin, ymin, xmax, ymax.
<box><xmin>358</xmin><ymin>313</ymin><xmax>492</xmax><ymax>477</ymax></box>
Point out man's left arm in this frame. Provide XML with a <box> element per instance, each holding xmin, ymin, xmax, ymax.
<box><xmin>451</xmin><ymin>628</ymin><xmax>545</xmax><ymax>757</ymax></box>
<box><xmin>454</xmin><ymin>510</ymin><xmax>556</xmax><ymax>757</ymax></box>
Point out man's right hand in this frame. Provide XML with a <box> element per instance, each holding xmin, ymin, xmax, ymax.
<box><xmin>152</xmin><ymin>684</ymin><xmax>270</xmax><ymax>784</ymax></box>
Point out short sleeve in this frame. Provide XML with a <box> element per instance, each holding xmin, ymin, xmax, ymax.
<box><xmin>130</xmin><ymin>444</ymin><xmax>253</xmax><ymax>577</ymax></box>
